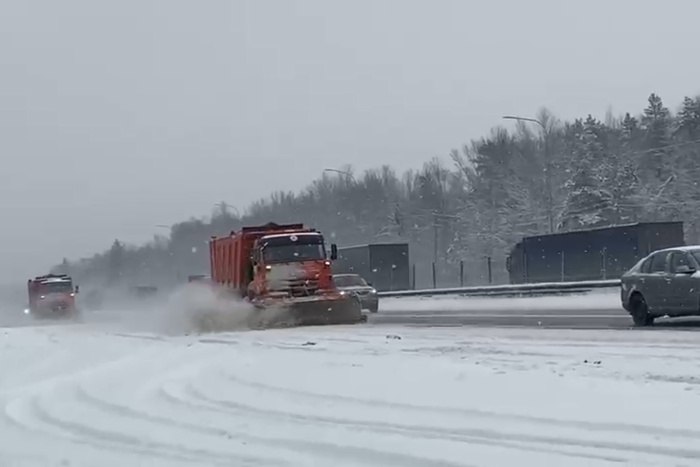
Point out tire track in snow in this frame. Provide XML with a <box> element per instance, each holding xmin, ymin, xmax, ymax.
<box><xmin>0</xmin><ymin>336</ymin><xmax>275</xmax><ymax>467</ymax></box>
<box><xmin>160</xmin><ymin>378</ymin><xmax>627</xmax><ymax>464</ymax></box>
<box><xmin>3</xmin><ymin>380</ymin><xmax>267</xmax><ymax>467</ymax></box>
<box><xmin>203</xmin><ymin>371</ymin><xmax>700</xmax><ymax>464</ymax></box>
<box><xmin>74</xmin><ymin>381</ymin><xmax>471</xmax><ymax>467</ymax></box>
<box><xmin>27</xmin><ymin>337</ymin><xmax>470</xmax><ymax>467</ymax></box>
<box><xmin>4</xmin><ymin>393</ymin><xmax>230</xmax><ymax>466</ymax></box>
<box><xmin>219</xmin><ymin>370</ymin><xmax>700</xmax><ymax>441</ymax></box>
<box><xmin>6</xmin><ymin>323</ymin><xmax>700</xmax><ymax>466</ymax></box>
<box><xmin>71</xmin><ymin>385</ymin><xmax>290</xmax><ymax>467</ymax></box>
<box><xmin>190</xmin><ymin>330</ymin><xmax>700</xmax><ymax>463</ymax></box>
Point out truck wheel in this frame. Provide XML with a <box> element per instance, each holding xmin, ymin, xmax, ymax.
<box><xmin>630</xmin><ymin>294</ymin><xmax>654</xmax><ymax>326</ymax></box>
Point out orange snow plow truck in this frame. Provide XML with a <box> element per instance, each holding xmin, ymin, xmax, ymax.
<box><xmin>26</xmin><ymin>274</ymin><xmax>80</xmax><ymax>319</ymax></box>
<box><xmin>209</xmin><ymin>222</ymin><xmax>366</xmax><ymax>327</ymax></box>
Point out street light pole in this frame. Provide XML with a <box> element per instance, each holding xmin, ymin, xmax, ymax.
<box><xmin>214</xmin><ymin>202</ymin><xmax>240</xmax><ymax>218</ymax></box>
<box><xmin>433</xmin><ymin>211</ymin><xmax>438</xmax><ymax>266</ymax></box>
<box><xmin>323</xmin><ymin>168</ymin><xmax>356</xmax><ymax>183</ymax></box>
<box><xmin>324</xmin><ymin>168</ymin><xmax>354</xmax><ymax>178</ymax></box>
<box><xmin>502</xmin><ymin>115</ymin><xmax>545</xmax><ymax>130</ymax></box>
<box><xmin>502</xmin><ymin>115</ymin><xmax>554</xmax><ymax>233</ymax></box>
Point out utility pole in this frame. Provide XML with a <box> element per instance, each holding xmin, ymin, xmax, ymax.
<box><xmin>433</xmin><ymin>211</ymin><xmax>439</xmax><ymax>266</ymax></box>
<box><xmin>502</xmin><ymin>115</ymin><xmax>554</xmax><ymax>233</ymax></box>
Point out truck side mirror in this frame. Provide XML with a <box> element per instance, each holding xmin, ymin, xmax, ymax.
<box><xmin>330</xmin><ymin>244</ymin><xmax>338</xmax><ymax>261</ymax></box>
<box><xmin>75</xmin><ymin>285</ymin><xmax>80</xmax><ymax>294</ymax></box>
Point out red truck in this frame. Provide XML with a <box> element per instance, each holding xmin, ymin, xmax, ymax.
<box><xmin>209</xmin><ymin>222</ymin><xmax>365</xmax><ymax>327</ymax></box>
<box><xmin>26</xmin><ymin>274</ymin><xmax>80</xmax><ymax>319</ymax></box>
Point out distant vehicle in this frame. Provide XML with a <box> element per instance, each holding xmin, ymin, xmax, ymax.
<box><xmin>333</xmin><ymin>243</ymin><xmax>410</xmax><ymax>291</ymax></box>
<box><xmin>333</xmin><ymin>273</ymin><xmax>379</xmax><ymax>313</ymax></box>
<box><xmin>187</xmin><ymin>274</ymin><xmax>209</xmax><ymax>283</ymax></box>
<box><xmin>26</xmin><ymin>274</ymin><xmax>80</xmax><ymax>319</ymax></box>
<box><xmin>620</xmin><ymin>245</ymin><xmax>700</xmax><ymax>326</ymax></box>
<box><xmin>129</xmin><ymin>286</ymin><xmax>158</xmax><ymax>299</ymax></box>
<box><xmin>507</xmin><ymin>221</ymin><xmax>685</xmax><ymax>284</ymax></box>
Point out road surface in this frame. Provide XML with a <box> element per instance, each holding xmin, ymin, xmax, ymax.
<box><xmin>371</xmin><ymin>292</ymin><xmax>700</xmax><ymax>330</ymax></box>
<box><xmin>370</xmin><ymin>306</ymin><xmax>631</xmax><ymax>328</ymax></box>
<box><xmin>4</xmin><ymin>290</ymin><xmax>700</xmax><ymax>331</ymax></box>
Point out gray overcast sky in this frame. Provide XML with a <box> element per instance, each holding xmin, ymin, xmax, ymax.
<box><xmin>1</xmin><ymin>0</ymin><xmax>699</xmax><ymax>283</ymax></box>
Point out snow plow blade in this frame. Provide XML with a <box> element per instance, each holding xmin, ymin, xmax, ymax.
<box><xmin>248</xmin><ymin>295</ymin><xmax>366</xmax><ymax>329</ymax></box>
<box><xmin>287</xmin><ymin>296</ymin><xmax>365</xmax><ymax>326</ymax></box>
<box><xmin>188</xmin><ymin>292</ymin><xmax>366</xmax><ymax>333</ymax></box>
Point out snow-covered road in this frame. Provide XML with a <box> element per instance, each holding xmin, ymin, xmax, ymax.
<box><xmin>2</xmin><ymin>322</ymin><xmax>700</xmax><ymax>466</ymax></box>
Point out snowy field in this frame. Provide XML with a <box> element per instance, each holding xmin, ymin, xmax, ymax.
<box><xmin>2</xmin><ymin>320</ymin><xmax>700</xmax><ymax>466</ymax></box>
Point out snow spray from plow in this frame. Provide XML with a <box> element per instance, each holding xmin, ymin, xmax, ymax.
<box><xmin>141</xmin><ymin>281</ymin><xmax>362</xmax><ymax>335</ymax></box>
<box><xmin>69</xmin><ymin>283</ymin><xmax>290</xmax><ymax>336</ymax></box>
<box><xmin>154</xmin><ymin>282</ymin><xmax>294</xmax><ymax>334</ymax></box>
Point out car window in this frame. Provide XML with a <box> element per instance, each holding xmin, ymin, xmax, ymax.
<box><xmin>333</xmin><ymin>275</ymin><xmax>367</xmax><ymax>287</ymax></box>
<box><xmin>669</xmin><ymin>251</ymin><xmax>693</xmax><ymax>273</ymax></box>
<box><xmin>649</xmin><ymin>252</ymin><xmax>667</xmax><ymax>273</ymax></box>
<box><xmin>639</xmin><ymin>257</ymin><xmax>652</xmax><ymax>274</ymax></box>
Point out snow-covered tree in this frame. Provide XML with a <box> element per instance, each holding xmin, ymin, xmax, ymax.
<box><xmin>559</xmin><ymin>116</ymin><xmax>615</xmax><ymax>230</ymax></box>
<box><xmin>55</xmin><ymin>91</ymin><xmax>700</xmax><ymax>288</ymax></box>
<box><xmin>107</xmin><ymin>240</ymin><xmax>125</xmax><ymax>283</ymax></box>
<box><xmin>640</xmin><ymin>93</ymin><xmax>673</xmax><ymax>182</ymax></box>
<box><xmin>676</xmin><ymin>96</ymin><xmax>700</xmax><ymax>140</ymax></box>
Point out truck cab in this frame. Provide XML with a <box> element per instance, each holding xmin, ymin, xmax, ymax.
<box><xmin>27</xmin><ymin>274</ymin><xmax>79</xmax><ymax>318</ymax></box>
<box><xmin>248</xmin><ymin>231</ymin><xmax>338</xmax><ymax>299</ymax></box>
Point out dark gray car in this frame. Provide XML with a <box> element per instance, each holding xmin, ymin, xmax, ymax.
<box><xmin>621</xmin><ymin>246</ymin><xmax>700</xmax><ymax>326</ymax></box>
<box><xmin>333</xmin><ymin>274</ymin><xmax>379</xmax><ymax>313</ymax></box>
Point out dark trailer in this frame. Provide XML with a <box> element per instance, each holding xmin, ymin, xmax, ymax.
<box><xmin>333</xmin><ymin>243</ymin><xmax>410</xmax><ymax>292</ymax></box>
<box><xmin>506</xmin><ymin>221</ymin><xmax>685</xmax><ymax>284</ymax></box>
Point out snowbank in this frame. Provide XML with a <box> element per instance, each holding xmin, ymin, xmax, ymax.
<box><xmin>379</xmin><ymin>289</ymin><xmax>620</xmax><ymax>313</ymax></box>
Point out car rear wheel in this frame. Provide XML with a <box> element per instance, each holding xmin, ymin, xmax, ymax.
<box><xmin>630</xmin><ymin>294</ymin><xmax>654</xmax><ymax>326</ymax></box>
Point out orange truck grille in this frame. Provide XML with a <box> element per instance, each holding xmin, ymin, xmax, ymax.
<box><xmin>270</xmin><ymin>279</ymin><xmax>320</xmax><ymax>297</ymax></box>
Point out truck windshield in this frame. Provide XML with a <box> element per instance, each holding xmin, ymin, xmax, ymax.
<box><xmin>39</xmin><ymin>282</ymin><xmax>73</xmax><ymax>294</ymax></box>
<box><xmin>261</xmin><ymin>234</ymin><xmax>326</xmax><ymax>264</ymax></box>
<box><xmin>263</xmin><ymin>244</ymin><xmax>325</xmax><ymax>263</ymax></box>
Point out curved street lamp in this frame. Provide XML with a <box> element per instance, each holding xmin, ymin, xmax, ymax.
<box><xmin>502</xmin><ymin>114</ymin><xmax>553</xmax><ymax>233</ymax></box>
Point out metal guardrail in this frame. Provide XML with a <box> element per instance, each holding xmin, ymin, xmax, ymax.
<box><xmin>377</xmin><ymin>279</ymin><xmax>621</xmax><ymax>298</ymax></box>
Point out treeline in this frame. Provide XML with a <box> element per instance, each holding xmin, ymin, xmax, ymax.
<box><xmin>54</xmin><ymin>93</ymin><xmax>700</xmax><ymax>289</ymax></box>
